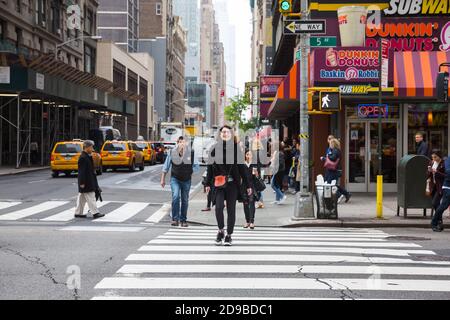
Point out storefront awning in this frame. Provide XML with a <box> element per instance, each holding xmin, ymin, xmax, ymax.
<box><xmin>394</xmin><ymin>51</ymin><xmax>450</xmax><ymax>98</ymax></box>
<box><xmin>267</xmin><ymin>61</ymin><xmax>300</xmax><ymax>120</ymax></box>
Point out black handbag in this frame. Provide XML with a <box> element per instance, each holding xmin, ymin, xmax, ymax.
<box><xmin>254</xmin><ymin>176</ymin><xmax>266</xmax><ymax>192</ymax></box>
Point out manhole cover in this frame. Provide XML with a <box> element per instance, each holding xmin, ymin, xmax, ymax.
<box><xmin>386</xmin><ymin>236</ymin><xmax>431</xmax><ymax>241</ymax></box>
<box><xmin>410</xmin><ymin>255</ymin><xmax>450</xmax><ymax>262</ymax></box>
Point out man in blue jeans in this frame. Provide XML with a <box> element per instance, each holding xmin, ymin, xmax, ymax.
<box><xmin>161</xmin><ymin>136</ymin><xmax>199</xmax><ymax>227</ymax></box>
<box><xmin>431</xmin><ymin>156</ymin><xmax>450</xmax><ymax>232</ymax></box>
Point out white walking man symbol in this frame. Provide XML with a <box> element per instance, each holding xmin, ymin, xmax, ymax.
<box><xmin>322</xmin><ymin>94</ymin><xmax>331</xmax><ymax>109</ymax></box>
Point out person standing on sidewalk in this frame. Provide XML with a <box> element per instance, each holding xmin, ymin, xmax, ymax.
<box><xmin>205</xmin><ymin>126</ymin><xmax>252</xmax><ymax>246</ymax></box>
<box><xmin>161</xmin><ymin>136</ymin><xmax>199</xmax><ymax>227</ymax></box>
<box><xmin>416</xmin><ymin>132</ymin><xmax>430</xmax><ymax>158</ymax></box>
<box><xmin>427</xmin><ymin>151</ymin><xmax>446</xmax><ymax>212</ymax></box>
<box><xmin>75</xmin><ymin>140</ymin><xmax>104</xmax><ymax>219</ymax></box>
<box><xmin>322</xmin><ymin>138</ymin><xmax>351</xmax><ymax>204</ymax></box>
<box><xmin>271</xmin><ymin>144</ymin><xmax>287</xmax><ymax>205</ymax></box>
<box><xmin>431</xmin><ymin>155</ymin><xmax>450</xmax><ymax>232</ymax></box>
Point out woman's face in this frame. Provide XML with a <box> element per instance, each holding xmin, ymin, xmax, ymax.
<box><xmin>246</xmin><ymin>151</ymin><xmax>252</xmax><ymax>162</ymax></box>
<box><xmin>432</xmin><ymin>154</ymin><xmax>441</xmax><ymax>163</ymax></box>
<box><xmin>220</xmin><ymin>128</ymin><xmax>232</xmax><ymax>141</ymax></box>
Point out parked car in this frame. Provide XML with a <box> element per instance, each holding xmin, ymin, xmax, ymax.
<box><xmin>50</xmin><ymin>140</ymin><xmax>102</xmax><ymax>178</ymax></box>
<box><xmin>101</xmin><ymin>141</ymin><xmax>145</xmax><ymax>172</ymax></box>
<box><xmin>151</xmin><ymin>142</ymin><xmax>167</xmax><ymax>164</ymax></box>
<box><xmin>135</xmin><ymin>141</ymin><xmax>157</xmax><ymax>165</ymax></box>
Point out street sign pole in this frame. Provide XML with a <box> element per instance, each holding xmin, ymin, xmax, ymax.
<box><xmin>293</xmin><ymin>0</ymin><xmax>314</xmax><ymax>220</ymax></box>
<box><xmin>377</xmin><ymin>39</ymin><xmax>384</xmax><ymax>219</ymax></box>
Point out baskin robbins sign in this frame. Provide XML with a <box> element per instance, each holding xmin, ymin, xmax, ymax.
<box><xmin>310</xmin><ymin>47</ymin><xmax>394</xmax><ymax>85</ymax></box>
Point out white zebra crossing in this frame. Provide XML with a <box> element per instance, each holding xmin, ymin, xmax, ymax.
<box><xmin>93</xmin><ymin>227</ymin><xmax>450</xmax><ymax>300</ymax></box>
<box><xmin>41</xmin><ymin>201</ymin><xmax>111</xmax><ymax>222</ymax></box>
<box><xmin>93</xmin><ymin>202</ymin><xmax>149</xmax><ymax>223</ymax></box>
<box><xmin>0</xmin><ymin>201</ymin><xmax>69</xmax><ymax>221</ymax></box>
<box><xmin>0</xmin><ymin>202</ymin><xmax>21</xmax><ymax>210</ymax></box>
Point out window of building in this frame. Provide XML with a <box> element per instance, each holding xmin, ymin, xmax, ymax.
<box><xmin>51</xmin><ymin>1</ymin><xmax>60</xmax><ymax>34</ymax></box>
<box><xmin>128</xmin><ymin>70</ymin><xmax>138</xmax><ymax>94</ymax></box>
<box><xmin>0</xmin><ymin>20</ymin><xmax>5</xmax><ymax>40</ymax></box>
<box><xmin>84</xmin><ymin>44</ymin><xmax>95</xmax><ymax>74</ymax></box>
<box><xmin>16</xmin><ymin>0</ymin><xmax>21</xmax><ymax>13</ymax></box>
<box><xmin>156</xmin><ymin>3</ymin><xmax>162</xmax><ymax>15</ymax></box>
<box><xmin>113</xmin><ymin>60</ymin><xmax>126</xmax><ymax>90</ymax></box>
<box><xmin>15</xmin><ymin>27</ymin><xmax>22</xmax><ymax>48</ymax></box>
<box><xmin>85</xmin><ymin>8</ymin><xmax>93</xmax><ymax>34</ymax></box>
<box><xmin>39</xmin><ymin>37</ymin><xmax>43</xmax><ymax>52</ymax></box>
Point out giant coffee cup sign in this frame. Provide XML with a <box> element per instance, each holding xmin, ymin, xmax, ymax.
<box><xmin>338</xmin><ymin>6</ymin><xmax>368</xmax><ymax>47</ymax></box>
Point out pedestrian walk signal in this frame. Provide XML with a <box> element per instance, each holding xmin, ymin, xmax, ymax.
<box><xmin>279</xmin><ymin>0</ymin><xmax>293</xmax><ymax>14</ymax></box>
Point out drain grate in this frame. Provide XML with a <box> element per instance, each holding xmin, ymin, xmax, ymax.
<box><xmin>386</xmin><ymin>236</ymin><xmax>431</xmax><ymax>241</ymax></box>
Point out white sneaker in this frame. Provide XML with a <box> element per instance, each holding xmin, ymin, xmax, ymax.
<box><xmin>279</xmin><ymin>195</ymin><xmax>288</xmax><ymax>204</ymax></box>
<box><xmin>271</xmin><ymin>201</ymin><xmax>279</xmax><ymax>205</ymax></box>
<box><xmin>338</xmin><ymin>195</ymin><xmax>345</xmax><ymax>204</ymax></box>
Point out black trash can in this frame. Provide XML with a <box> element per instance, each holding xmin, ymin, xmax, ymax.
<box><xmin>397</xmin><ymin>155</ymin><xmax>432</xmax><ymax>218</ymax></box>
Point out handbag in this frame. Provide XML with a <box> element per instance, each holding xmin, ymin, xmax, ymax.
<box><xmin>324</xmin><ymin>156</ymin><xmax>339</xmax><ymax>171</ymax></box>
<box><xmin>425</xmin><ymin>178</ymin><xmax>432</xmax><ymax>197</ymax></box>
<box><xmin>254</xmin><ymin>176</ymin><xmax>266</xmax><ymax>192</ymax></box>
<box><xmin>214</xmin><ymin>166</ymin><xmax>233</xmax><ymax>189</ymax></box>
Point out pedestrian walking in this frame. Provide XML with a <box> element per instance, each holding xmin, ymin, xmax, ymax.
<box><xmin>243</xmin><ymin>150</ymin><xmax>259</xmax><ymax>229</ymax></box>
<box><xmin>205</xmin><ymin>125</ymin><xmax>252</xmax><ymax>246</ymax></box>
<box><xmin>271</xmin><ymin>144</ymin><xmax>287</xmax><ymax>205</ymax></box>
<box><xmin>30</xmin><ymin>141</ymin><xmax>39</xmax><ymax>165</ymax></box>
<box><xmin>427</xmin><ymin>150</ymin><xmax>446</xmax><ymax>212</ymax></box>
<box><xmin>161</xmin><ymin>136</ymin><xmax>199</xmax><ymax>227</ymax></box>
<box><xmin>321</xmin><ymin>138</ymin><xmax>352</xmax><ymax>204</ymax></box>
<box><xmin>431</xmin><ymin>155</ymin><xmax>450</xmax><ymax>232</ymax></box>
<box><xmin>201</xmin><ymin>171</ymin><xmax>213</xmax><ymax>212</ymax></box>
<box><xmin>416</xmin><ymin>132</ymin><xmax>430</xmax><ymax>158</ymax></box>
<box><xmin>74</xmin><ymin>140</ymin><xmax>104</xmax><ymax>219</ymax></box>
<box><xmin>293</xmin><ymin>140</ymin><xmax>301</xmax><ymax>193</ymax></box>
<box><xmin>252</xmin><ymin>137</ymin><xmax>266</xmax><ymax>209</ymax></box>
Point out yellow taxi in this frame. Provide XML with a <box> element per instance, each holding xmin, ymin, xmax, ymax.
<box><xmin>50</xmin><ymin>140</ymin><xmax>102</xmax><ymax>178</ymax></box>
<box><xmin>134</xmin><ymin>141</ymin><xmax>157</xmax><ymax>165</ymax></box>
<box><xmin>101</xmin><ymin>141</ymin><xmax>145</xmax><ymax>172</ymax></box>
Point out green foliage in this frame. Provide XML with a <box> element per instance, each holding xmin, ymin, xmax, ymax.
<box><xmin>224</xmin><ymin>94</ymin><xmax>258</xmax><ymax>132</ymax></box>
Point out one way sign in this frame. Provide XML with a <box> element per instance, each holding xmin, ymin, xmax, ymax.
<box><xmin>283</xmin><ymin>20</ymin><xmax>326</xmax><ymax>35</ymax></box>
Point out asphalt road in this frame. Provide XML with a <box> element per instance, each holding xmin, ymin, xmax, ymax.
<box><xmin>1</xmin><ymin>168</ymin><xmax>450</xmax><ymax>300</ymax></box>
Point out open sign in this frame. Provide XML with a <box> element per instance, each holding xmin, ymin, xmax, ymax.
<box><xmin>357</xmin><ymin>104</ymin><xmax>389</xmax><ymax>119</ymax></box>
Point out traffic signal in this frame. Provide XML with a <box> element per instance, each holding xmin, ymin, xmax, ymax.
<box><xmin>436</xmin><ymin>72</ymin><xmax>449</xmax><ymax>102</ymax></box>
<box><xmin>279</xmin><ymin>0</ymin><xmax>293</xmax><ymax>14</ymax></box>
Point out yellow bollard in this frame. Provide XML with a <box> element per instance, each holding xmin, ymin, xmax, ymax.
<box><xmin>377</xmin><ymin>175</ymin><xmax>383</xmax><ymax>219</ymax></box>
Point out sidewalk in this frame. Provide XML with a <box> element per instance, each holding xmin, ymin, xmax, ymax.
<box><xmin>187</xmin><ymin>184</ymin><xmax>450</xmax><ymax>228</ymax></box>
<box><xmin>0</xmin><ymin>166</ymin><xmax>49</xmax><ymax>177</ymax></box>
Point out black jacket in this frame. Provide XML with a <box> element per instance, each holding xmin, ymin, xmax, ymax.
<box><xmin>327</xmin><ymin>148</ymin><xmax>342</xmax><ymax>172</ymax></box>
<box><xmin>78</xmin><ymin>151</ymin><xmax>99</xmax><ymax>193</ymax></box>
<box><xmin>416</xmin><ymin>141</ymin><xmax>430</xmax><ymax>158</ymax></box>
<box><xmin>206</xmin><ymin>141</ymin><xmax>251</xmax><ymax>195</ymax></box>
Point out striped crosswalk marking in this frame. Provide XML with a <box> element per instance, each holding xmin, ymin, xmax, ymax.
<box><xmin>0</xmin><ymin>201</ymin><xmax>69</xmax><ymax>221</ymax></box>
<box><xmin>0</xmin><ymin>202</ymin><xmax>21</xmax><ymax>210</ymax></box>
<box><xmin>94</xmin><ymin>202</ymin><xmax>149</xmax><ymax>223</ymax></box>
<box><xmin>93</xmin><ymin>227</ymin><xmax>450</xmax><ymax>300</ymax></box>
<box><xmin>42</xmin><ymin>201</ymin><xmax>111</xmax><ymax>222</ymax></box>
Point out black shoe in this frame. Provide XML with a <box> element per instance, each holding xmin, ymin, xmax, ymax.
<box><xmin>432</xmin><ymin>225</ymin><xmax>443</xmax><ymax>232</ymax></box>
<box><xmin>93</xmin><ymin>213</ymin><xmax>105</xmax><ymax>219</ymax></box>
<box><xmin>180</xmin><ymin>222</ymin><xmax>189</xmax><ymax>228</ymax></box>
<box><xmin>345</xmin><ymin>193</ymin><xmax>352</xmax><ymax>203</ymax></box>
<box><xmin>215</xmin><ymin>231</ymin><xmax>225</xmax><ymax>245</ymax></box>
<box><xmin>171</xmin><ymin>220</ymin><xmax>179</xmax><ymax>227</ymax></box>
<box><xmin>224</xmin><ymin>235</ymin><xmax>232</xmax><ymax>246</ymax></box>
<box><xmin>439</xmin><ymin>220</ymin><xmax>445</xmax><ymax>231</ymax></box>
<box><xmin>74</xmin><ymin>214</ymin><xmax>87</xmax><ymax>218</ymax></box>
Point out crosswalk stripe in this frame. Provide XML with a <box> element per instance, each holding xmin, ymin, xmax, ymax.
<box><xmin>92</xmin><ymin>297</ymin><xmax>347</xmax><ymax>300</ymax></box>
<box><xmin>125</xmin><ymin>253</ymin><xmax>450</xmax><ymax>265</ymax></box>
<box><xmin>116</xmin><ymin>264</ymin><xmax>450</xmax><ymax>276</ymax></box>
<box><xmin>0</xmin><ymin>202</ymin><xmax>21</xmax><ymax>210</ymax></box>
<box><xmin>166</xmin><ymin>230</ymin><xmax>389</xmax><ymax>238</ymax></box>
<box><xmin>145</xmin><ymin>204</ymin><xmax>170</xmax><ymax>223</ymax></box>
<box><xmin>137</xmin><ymin>245</ymin><xmax>435</xmax><ymax>257</ymax></box>
<box><xmin>158</xmin><ymin>235</ymin><xmax>389</xmax><ymax>242</ymax></box>
<box><xmin>94</xmin><ymin>202</ymin><xmax>149</xmax><ymax>223</ymax></box>
<box><xmin>148</xmin><ymin>239</ymin><xmax>421</xmax><ymax>248</ymax></box>
<box><xmin>0</xmin><ymin>201</ymin><xmax>69</xmax><ymax>221</ymax></box>
<box><xmin>41</xmin><ymin>201</ymin><xmax>111</xmax><ymax>222</ymax></box>
<box><xmin>95</xmin><ymin>277</ymin><xmax>450</xmax><ymax>291</ymax></box>
<box><xmin>173</xmin><ymin>226</ymin><xmax>385</xmax><ymax>233</ymax></box>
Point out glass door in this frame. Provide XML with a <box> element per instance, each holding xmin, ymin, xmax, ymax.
<box><xmin>347</xmin><ymin>122</ymin><xmax>367</xmax><ymax>192</ymax></box>
<box><xmin>368</xmin><ymin>122</ymin><xmax>399</xmax><ymax>192</ymax></box>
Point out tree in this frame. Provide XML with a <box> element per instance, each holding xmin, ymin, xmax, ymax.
<box><xmin>224</xmin><ymin>94</ymin><xmax>258</xmax><ymax>132</ymax></box>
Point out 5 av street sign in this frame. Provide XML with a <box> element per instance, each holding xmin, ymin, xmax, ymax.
<box><xmin>283</xmin><ymin>20</ymin><xmax>326</xmax><ymax>35</ymax></box>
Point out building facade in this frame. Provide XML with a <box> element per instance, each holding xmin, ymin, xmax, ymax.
<box><xmin>171</xmin><ymin>16</ymin><xmax>187</xmax><ymax>123</ymax></box>
<box><xmin>97</xmin><ymin>0</ymin><xmax>139</xmax><ymax>53</ymax></box>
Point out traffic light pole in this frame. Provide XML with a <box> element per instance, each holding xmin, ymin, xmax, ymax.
<box><xmin>293</xmin><ymin>0</ymin><xmax>315</xmax><ymax>220</ymax></box>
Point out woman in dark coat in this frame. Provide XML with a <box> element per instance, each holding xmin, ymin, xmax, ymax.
<box><xmin>323</xmin><ymin>138</ymin><xmax>351</xmax><ymax>203</ymax></box>
<box><xmin>270</xmin><ymin>144</ymin><xmax>286</xmax><ymax>204</ymax></box>
<box><xmin>243</xmin><ymin>150</ymin><xmax>261</xmax><ymax>230</ymax></box>
<box><xmin>428</xmin><ymin>150</ymin><xmax>446</xmax><ymax>211</ymax></box>
<box><xmin>206</xmin><ymin>126</ymin><xmax>252</xmax><ymax>246</ymax></box>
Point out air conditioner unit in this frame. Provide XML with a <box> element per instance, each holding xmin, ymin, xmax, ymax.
<box><xmin>41</xmin><ymin>21</ymin><xmax>46</xmax><ymax>28</ymax></box>
<box><xmin>56</xmin><ymin>29</ymin><xmax>61</xmax><ymax>35</ymax></box>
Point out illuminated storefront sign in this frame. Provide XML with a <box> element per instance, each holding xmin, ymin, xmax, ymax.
<box><xmin>384</xmin><ymin>0</ymin><xmax>450</xmax><ymax>16</ymax></box>
<box><xmin>339</xmin><ymin>85</ymin><xmax>371</xmax><ymax>94</ymax></box>
<box><xmin>358</xmin><ymin>104</ymin><xmax>389</xmax><ymax>118</ymax></box>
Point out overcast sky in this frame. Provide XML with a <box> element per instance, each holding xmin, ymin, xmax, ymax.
<box><xmin>213</xmin><ymin>0</ymin><xmax>252</xmax><ymax>96</ymax></box>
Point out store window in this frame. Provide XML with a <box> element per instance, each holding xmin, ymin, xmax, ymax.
<box><xmin>407</xmin><ymin>103</ymin><xmax>449</xmax><ymax>156</ymax></box>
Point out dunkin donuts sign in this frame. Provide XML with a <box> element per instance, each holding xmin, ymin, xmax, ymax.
<box><xmin>314</xmin><ymin>48</ymin><xmax>381</xmax><ymax>82</ymax></box>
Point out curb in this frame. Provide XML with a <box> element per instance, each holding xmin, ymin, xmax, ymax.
<box><xmin>0</xmin><ymin>167</ymin><xmax>50</xmax><ymax>177</ymax></box>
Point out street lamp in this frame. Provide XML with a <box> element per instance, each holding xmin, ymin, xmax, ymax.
<box><xmin>55</xmin><ymin>35</ymin><xmax>102</xmax><ymax>60</ymax></box>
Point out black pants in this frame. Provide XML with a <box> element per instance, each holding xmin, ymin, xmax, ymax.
<box><xmin>206</xmin><ymin>187</ymin><xmax>214</xmax><ymax>208</ymax></box>
<box><xmin>244</xmin><ymin>198</ymin><xmax>256</xmax><ymax>224</ymax></box>
<box><xmin>325</xmin><ymin>170</ymin><xmax>350</xmax><ymax>198</ymax></box>
<box><xmin>215</xmin><ymin>184</ymin><xmax>238</xmax><ymax>235</ymax></box>
<box><xmin>432</xmin><ymin>189</ymin><xmax>443</xmax><ymax>211</ymax></box>
<box><xmin>432</xmin><ymin>189</ymin><xmax>450</xmax><ymax>227</ymax></box>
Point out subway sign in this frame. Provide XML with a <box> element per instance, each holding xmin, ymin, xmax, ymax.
<box><xmin>384</xmin><ymin>0</ymin><xmax>450</xmax><ymax>15</ymax></box>
<box><xmin>339</xmin><ymin>85</ymin><xmax>371</xmax><ymax>95</ymax></box>
<box><xmin>358</xmin><ymin>104</ymin><xmax>389</xmax><ymax>118</ymax></box>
